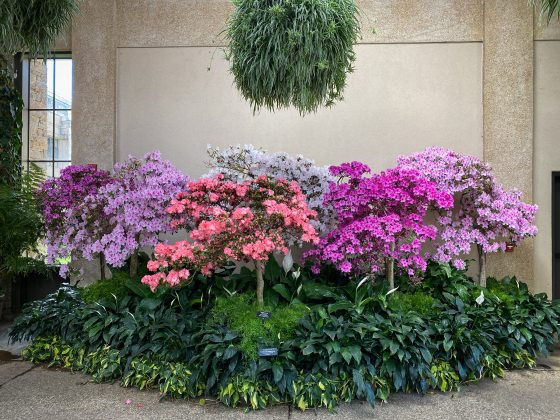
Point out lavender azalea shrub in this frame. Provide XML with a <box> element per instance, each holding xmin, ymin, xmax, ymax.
<box><xmin>397</xmin><ymin>147</ymin><xmax>538</xmax><ymax>286</ymax></box>
<box><xmin>37</xmin><ymin>152</ymin><xmax>188</xmax><ymax>279</ymax></box>
<box><xmin>205</xmin><ymin>144</ymin><xmax>335</xmax><ymax>235</ymax></box>
<box><xmin>96</xmin><ymin>151</ymin><xmax>188</xmax><ymax>276</ymax></box>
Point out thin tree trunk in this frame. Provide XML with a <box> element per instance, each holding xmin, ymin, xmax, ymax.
<box><xmin>99</xmin><ymin>253</ymin><xmax>106</xmax><ymax>281</ymax></box>
<box><xmin>129</xmin><ymin>234</ymin><xmax>141</xmax><ymax>278</ymax></box>
<box><xmin>386</xmin><ymin>257</ymin><xmax>395</xmax><ymax>289</ymax></box>
<box><xmin>477</xmin><ymin>245</ymin><xmax>487</xmax><ymax>288</ymax></box>
<box><xmin>255</xmin><ymin>261</ymin><xmax>264</xmax><ymax>306</ymax></box>
<box><xmin>129</xmin><ymin>251</ymin><xmax>138</xmax><ymax>278</ymax></box>
<box><xmin>386</xmin><ymin>242</ymin><xmax>395</xmax><ymax>289</ymax></box>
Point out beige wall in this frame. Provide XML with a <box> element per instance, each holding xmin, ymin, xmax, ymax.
<box><xmin>116</xmin><ymin>44</ymin><xmax>483</xmax><ymax>177</ymax></box>
<box><xmin>71</xmin><ymin>0</ymin><xmax>560</xmax><ymax>294</ymax></box>
<box><xmin>534</xmin><ymin>41</ymin><xmax>560</xmax><ymax>297</ymax></box>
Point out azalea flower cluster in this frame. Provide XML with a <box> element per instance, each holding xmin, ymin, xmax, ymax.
<box><xmin>304</xmin><ymin>162</ymin><xmax>454</xmax><ymax>278</ymax></box>
<box><xmin>36</xmin><ymin>152</ymin><xmax>187</xmax><ymax>278</ymax></box>
<box><xmin>37</xmin><ymin>165</ymin><xmax>113</xmax><ymax>277</ymax></box>
<box><xmin>38</xmin><ymin>165</ymin><xmax>112</xmax><ymax>232</ymax></box>
<box><xmin>205</xmin><ymin>144</ymin><xmax>335</xmax><ymax>235</ymax></box>
<box><xmin>397</xmin><ymin>147</ymin><xmax>538</xmax><ymax>270</ymax></box>
<box><xmin>141</xmin><ymin>174</ymin><xmax>319</xmax><ymax>292</ymax></box>
<box><xmin>95</xmin><ymin>151</ymin><xmax>188</xmax><ymax>270</ymax></box>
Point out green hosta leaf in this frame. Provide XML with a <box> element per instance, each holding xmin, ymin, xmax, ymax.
<box><xmin>420</xmin><ymin>348</ymin><xmax>432</xmax><ymax>364</ymax></box>
<box><xmin>272</xmin><ymin>363</ymin><xmax>283</xmax><ymax>383</ymax></box>
<box><xmin>341</xmin><ymin>348</ymin><xmax>353</xmax><ymax>364</ymax></box>
<box><xmin>272</xmin><ymin>284</ymin><xmax>291</xmax><ymax>301</ymax></box>
<box><xmin>348</xmin><ymin>345</ymin><xmax>362</xmax><ymax>364</ymax></box>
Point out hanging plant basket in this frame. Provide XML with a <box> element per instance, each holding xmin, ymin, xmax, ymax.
<box><xmin>226</xmin><ymin>0</ymin><xmax>360</xmax><ymax>115</ymax></box>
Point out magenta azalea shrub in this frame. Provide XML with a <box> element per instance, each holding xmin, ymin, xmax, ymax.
<box><xmin>397</xmin><ymin>147</ymin><xmax>538</xmax><ymax>283</ymax></box>
<box><xmin>305</xmin><ymin>162</ymin><xmax>453</xmax><ymax>285</ymax></box>
<box><xmin>96</xmin><ymin>151</ymin><xmax>187</xmax><ymax>274</ymax></box>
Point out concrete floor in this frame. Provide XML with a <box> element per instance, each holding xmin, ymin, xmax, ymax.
<box><xmin>1</xmin><ymin>360</ymin><xmax>560</xmax><ymax>420</ymax></box>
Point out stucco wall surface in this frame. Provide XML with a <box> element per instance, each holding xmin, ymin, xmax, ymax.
<box><xmin>534</xmin><ymin>41</ymin><xmax>560</xmax><ymax>298</ymax></box>
<box><xmin>115</xmin><ymin>0</ymin><xmax>483</xmax><ymax>47</ymax></box>
<box><xmin>116</xmin><ymin>43</ymin><xmax>483</xmax><ymax>178</ymax></box>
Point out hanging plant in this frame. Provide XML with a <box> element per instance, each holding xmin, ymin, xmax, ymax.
<box><xmin>226</xmin><ymin>0</ymin><xmax>360</xmax><ymax>115</ymax></box>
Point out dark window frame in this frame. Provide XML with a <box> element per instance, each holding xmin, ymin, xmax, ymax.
<box><xmin>15</xmin><ymin>51</ymin><xmax>72</xmax><ymax>177</ymax></box>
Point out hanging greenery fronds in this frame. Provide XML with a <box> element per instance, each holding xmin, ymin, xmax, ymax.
<box><xmin>0</xmin><ymin>0</ymin><xmax>80</xmax><ymax>58</ymax></box>
<box><xmin>529</xmin><ymin>0</ymin><xmax>560</xmax><ymax>24</ymax></box>
<box><xmin>226</xmin><ymin>0</ymin><xmax>360</xmax><ymax>115</ymax></box>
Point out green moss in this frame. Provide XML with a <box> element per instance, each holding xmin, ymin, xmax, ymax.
<box><xmin>388</xmin><ymin>291</ymin><xmax>438</xmax><ymax>316</ymax></box>
<box><xmin>211</xmin><ymin>294</ymin><xmax>308</xmax><ymax>359</ymax></box>
<box><xmin>81</xmin><ymin>271</ymin><xmax>130</xmax><ymax>303</ymax></box>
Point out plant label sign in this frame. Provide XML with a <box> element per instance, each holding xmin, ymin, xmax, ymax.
<box><xmin>256</xmin><ymin>311</ymin><xmax>272</xmax><ymax>319</ymax></box>
<box><xmin>258</xmin><ymin>347</ymin><xmax>278</xmax><ymax>357</ymax></box>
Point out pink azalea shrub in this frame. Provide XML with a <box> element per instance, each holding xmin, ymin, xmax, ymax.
<box><xmin>37</xmin><ymin>165</ymin><xmax>113</xmax><ymax>278</ymax></box>
<box><xmin>142</xmin><ymin>174</ymin><xmax>319</xmax><ymax>302</ymax></box>
<box><xmin>96</xmin><ymin>151</ymin><xmax>187</xmax><ymax>275</ymax></box>
<box><xmin>304</xmin><ymin>162</ymin><xmax>454</xmax><ymax>285</ymax></box>
<box><xmin>397</xmin><ymin>147</ymin><xmax>538</xmax><ymax>283</ymax></box>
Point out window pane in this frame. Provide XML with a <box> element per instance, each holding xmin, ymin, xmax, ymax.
<box><xmin>29</xmin><ymin>59</ymin><xmax>54</xmax><ymax>109</ymax></box>
<box><xmin>54</xmin><ymin>162</ymin><xmax>71</xmax><ymax>178</ymax></box>
<box><xmin>28</xmin><ymin>111</ymin><xmax>53</xmax><ymax>160</ymax></box>
<box><xmin>32</xmin><ymin>161</ymin><xmax>53</xmax><ymax>178</ymax></box>
<box><xmin>54</xmin><ymin>59</ymin><xmax>72</xmax><ymax>109</ymax></box>
<box><xmin>54</xmin><ymin>110</ymin><xmax>71</xmax><ymax>160</ymax></box>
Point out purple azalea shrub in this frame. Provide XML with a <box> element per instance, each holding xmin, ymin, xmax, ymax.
<box><xmin>96</xmin><ymin>151</ymin><xmax>188</xmax><ymax>275</ymax></box>
<box><xmin>305</xmin><ymin>162</ymin><xmax>453</xmax><ymax>286</ymax></box>
<box><xmin>37</xmin><ymin>152</ymin><xmax>188</xmax><ymax>279</ymax></box>
<box><xmin>397</xmin><ymin>147</ymin><xmax>537</xmax><ymax>285</ymax></box>
<box><xmin>36</xmin><ymin>165</ymin><xmax>113</xmax><ymax>278</ymax></box>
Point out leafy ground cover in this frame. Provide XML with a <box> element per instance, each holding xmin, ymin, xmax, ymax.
<box><xmin>10</xmin><ymin>260</ymin><xmax>560</xmax><ymax>412</ymax></box>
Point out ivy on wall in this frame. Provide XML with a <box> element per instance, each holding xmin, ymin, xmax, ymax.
<box><xmin>0</xmin><ymin>64</ymin><xmax>23</xmax><ymax>184</ymax></box>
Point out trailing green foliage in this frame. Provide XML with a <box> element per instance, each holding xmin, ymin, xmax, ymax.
<box><xmin>211</xmin><ymin>294</ymin><xmax>308</xmax><ymax>359</ymax></box>
<box><xmin>530</xmin><ymin>0</ymin><xmax>560</xmax><ymax>24</ymax></box>
<box><xmin>0</xmin><ymin>0</ymin><xmax>80</xmax><ymax>58</ymax></box>
<box><xmin>226</xmin><ymin>0</ymin><xmax>360</xmax><ymax>114</ymax></box>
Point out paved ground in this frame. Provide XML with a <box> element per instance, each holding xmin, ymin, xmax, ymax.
<box><xmin>1</xmin><ymin>322</ymin><xmax>560</xmax><ymax>420</ymax></box>
<box><xmin>1</xmin><ymin>359</ymin><xmax>560</xmax><ymax>419</ymax></box>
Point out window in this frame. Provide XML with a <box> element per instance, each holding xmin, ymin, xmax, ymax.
<box><xmin>20</xmin><ymin>53</ymin><xmax>72</xmax><ymax>177</ymax></box>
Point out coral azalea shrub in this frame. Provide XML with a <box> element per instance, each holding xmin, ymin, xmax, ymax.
<box><xmin>142</xmin><ymin>175</ymin><xmax>319</xmax><ymax>301</ymax></box>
